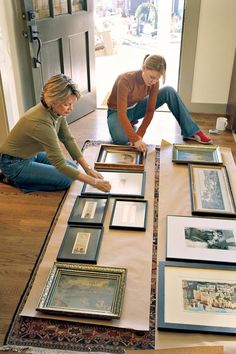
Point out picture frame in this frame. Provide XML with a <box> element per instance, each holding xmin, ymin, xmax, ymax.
<box><xmin>166</xmin><ymin>215</ymin><xmax>236</xmax><ymax>264</ymax></box>
<box><xmin>158</xmin><ymin>261</ymin><xmax>236</xmax><ymax>334</ymax></box>
<box><xmin>57</xmin><ymin>225</ymin><xmax>104</xmax><ymax>264</ymax></box>
<box><xmin>94</xmin><ymin>144</ymin><xmax>144</xmax><ymax>171</ymax></box>
<box><xmin>172</xmin><ymin>144</ymin><xmax>223</xmax><ymax>165</ymax></box>
<box><xmin>37</xmin><ymin>262</ymin><xmax>127</xmax><ymax>319</ymax></box>
<box><xmin>189</xmin><ymin>164</ymin><xmax>236</xmax><ymax>217</ymax></box>
<box><xmin>81</xmin><ymin>170</ymin><xmax>146</xmax><ymax>198</ymax></box>
<box><xmin>68</xmin><ymin>196</ymin><xmax>108</xmax><ymax>227</ymax></box>
<box><xmin>109</xmin><ymin>199</ymin><xmax>148</xmax><ymax>231</ymax></box>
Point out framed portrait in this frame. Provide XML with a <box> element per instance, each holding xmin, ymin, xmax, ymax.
<box><xmin>68</xmin><ymin>196</ymin><xmax>108</xmax><ymax>226</ymax></box>
<box><xmin>109</xmin><ymin>199</ymin><xmax>148</xmax><ymax>231</ymax></box>
<box><xmin>81</xmin><ymin>170</ymin><xmax>146</xmax><ymax>198</ymax></box>
<box><xmin>172</xmin><ymin>144</ymin><xmax>223</xmax><ymax>165</ymax></box>
<box><xmin>94</xmin><ymin>144</ymin><xmax>144</xmax><ymax>171</ymax></box>
<box><xmin>37</xmin><ymin>262</ymin><xmax>127</xmax><ymax>319</ymax></box>
<box><xmin>57</xmin><ymin>226</ymin><xmax>104</xmax><ymax>264</ymax></box>
<box><xmin>158</xmin><ymin>261</ymin><xmax>236</xmax><ymax>334</ymax></box>
<box><xmin>166</xmin><ymin>215</ymin><xmax>236</xmax><ymax>264</ymax></box>
<box><xmin>189</xmin><ymin>164</ymin><xmax>236</xmax><ymax>217</ymax></box>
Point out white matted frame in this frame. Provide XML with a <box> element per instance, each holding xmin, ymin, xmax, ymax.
<box><xmin>167</xmin><ymin>215</ymin><xmax>236</xmax><ymax>263</ymax></box>
<box><xmin>158</xmin><ymin>261</ymin><xmax>236</xmax><ymax>334</ymax></box>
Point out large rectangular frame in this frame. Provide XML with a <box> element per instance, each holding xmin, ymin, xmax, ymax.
<box><xmin>81</xmin><ymin>170</ymin><xmax>146</xmax><ymax>198</ymax></box>
<box><xmin>166</xmin><ymin>215</ymin><xmax>236</xmax><ymax>264</ymax></box>
<box><xmin>158</xmin><ymin>261</ymin><xmax>236</xmax><ymax>334</ymax></box>
<box><xmin>37</xmin><ymin>262</ymin><xmax>127</xmax><ymax>319</ymax></box>
<box><xmin>94</xmin><ymin>144</ymin><xmax>144</xmax><ymax>171</ymax></box>
<box><xmin>189</xmin><ymin>164</ymin><xmax>236</xmax><ymax>217</ymax></box>
<box><xmin>172</xmin><ymin>144</ymin><xmax>223</xmax><ymax>165</ymax></box>
<box><xmin>57</xmin><ymin>225</ymin><xmax>104</xmax><ymax>264</ymax></box>
<box><xmin>68</xmin><ymin>196</ymin><xmax>108</xmax><ymax>226</ymax></box>
<box><xmin>109</xmin><ymin>199</ymin><xmax>148</xmax><ymax>231</ymax></box>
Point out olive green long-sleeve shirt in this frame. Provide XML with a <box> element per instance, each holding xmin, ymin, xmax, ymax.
<box><xmin>0</xmin><ymin>103</ymin><xmax>82</xmax><ymax>180</ymax></box>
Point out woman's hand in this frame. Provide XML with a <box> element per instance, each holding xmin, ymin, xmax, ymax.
<box><xmin>86</xmin><ymin>167</ymin><xmax>104</xmax><ymax>180</ymax></box>
<box><xmin>93</xmin><ymin>178</ymin><xmax>111</xmax><ymax>192</ymax></box>
<box><xmin>133</xmin><ymin>138</ymin><xmax>148</xmax><ymax>153</ymax></box>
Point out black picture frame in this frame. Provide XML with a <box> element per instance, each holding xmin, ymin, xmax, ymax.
<box><xmin>81</xmin><ymin>170</ymin><xmax>146</xmax><ymax>198</ymax></box>
<box><xmin>68</xmin><ymin>196</ymin><xmax>108</xmax><ymax>227</ymax></box>
<box><xmin>109</xmin><ymin>199</ymin><xmax>148</xmax><ymax>231</ymax></box>
<box><xmin>57</xmin><ymin>225</ymin><xmax>104</xmax><ymax>264</ymax></box>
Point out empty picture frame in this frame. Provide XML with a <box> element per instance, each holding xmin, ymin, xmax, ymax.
<box><xmin>57</xmin><ymin>225</ymin><xmax>104</xmax><ymax>264</ymax></box>
<box><xmin>94</xmin><ymin>144</ymin><xmax>144</xmax><ymax>171</ymax></box>
<box><xmin>189</xmin><ymin>164</ymin><xmax>236</xmax><ymax>217</ymax></box>
<box><xmin>81</xmin><ymin>170</ymin><xmax>146</xmax><ymax>198</ymax></box>
<box><xmin>68</xmin><ymin>196</ymin><xmax>108</xmax><ymax>226</ymax></box>
<box><xmin>166</xmin><ymin>215</ymin><xmax>236</xmax><ymax>264</ymax></box>
<box><xmin>37</xmin><ymin>262</ymin><xmax>127</xmax><ymax>319</ymax></box>
<box><xmin>172</xmin><ymin>144</ymin><xmax>223</xmax><ymax>165</ymax></box>
<box><xmin>109</xmin><ymin>199</ymin><xmax>148</xmax><ymax>231</ymax></box>
<box><xmin>158</xmin><ymin>261</ymin><xmax>236</xmax><ymax>334</ymax></box>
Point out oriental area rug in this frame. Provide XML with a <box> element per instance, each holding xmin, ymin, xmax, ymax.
<box><xmin>3</xmin><ymin>141</ymin><xmax>159</xmax><ymax>353</ymax></box>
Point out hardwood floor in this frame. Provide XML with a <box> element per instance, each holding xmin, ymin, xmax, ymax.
<box><xmin>0</xmin><ymin>109</ymin><xmax>235</xmax><ymax>352</ymax></box>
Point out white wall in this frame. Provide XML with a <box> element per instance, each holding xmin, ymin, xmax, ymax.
<box><xmin>192</xmin><ymin>0</ymin><xmax>236</xmax><ymax>104</ymax></box>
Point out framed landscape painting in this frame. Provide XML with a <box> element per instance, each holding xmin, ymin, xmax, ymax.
<box><xmin>166</xmin><ymin>215</ymin><xmax>236</xmax><ymax>264</ymax></box>
<box><xmin>158</xmin><ymin>261</ymin><xmax>236</xmax><ymax>334</ymax></box>
<box><xmin>37</xmin><ymin>262</ymin><xmax>127</xmax><ymax>319</ymax></box>
<box><xmin>81</xmin><ymin>170</ymin><xmax>146</xmax><ymax>198</ymax></box>
<box><xmin>172</xmin><ymin>144</ymin><xmax>223</xmax><ymax>165</ymax></box>
<box><xmin>57</xmin><ymin>226</ymin><xmax>104</xmax><ymax>264</ymax></box>
<box><xmin>94</xmin><ymin>144</ymin><xmax>144</xmax><ymax>171</ymax></box>
<box><xmin>189</xmin><ymin>164</ymin><xmax>236</xmax><ymax>217</ymax></box>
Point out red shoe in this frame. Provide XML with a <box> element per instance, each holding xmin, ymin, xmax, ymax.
<box><xmin>185</xmin><ymin>131</ymin><xmax>213</xmax><ymax>144</ymax></box>
<box><xmin>131</xmin><ymin>119</ymin><xmax>139</xmax><ymax>126</ymax></box>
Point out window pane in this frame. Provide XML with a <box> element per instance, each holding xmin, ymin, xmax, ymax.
<box><xmin>72</xmin><ymin>0</ymin><xmax>86</xmax><ymax>12</ymax></box>
<box><xmin>54</xmin><ymin>0</ymin><xmax>68</xmax><ymax>15</ymax></box>
<box><xmin>33</xmin><ymin>0</ymin><xmax>50</xmax><ymax>19</ymax></box>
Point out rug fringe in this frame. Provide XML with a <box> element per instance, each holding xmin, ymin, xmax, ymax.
<box><xmin>0</xmin><ymin>346</ymin><xmax>115</xmax><ymax>354</ymax></box>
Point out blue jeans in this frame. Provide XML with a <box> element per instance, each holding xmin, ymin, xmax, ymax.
<box><xmin>107</xmin><ymin>86</ymin><xmax>200</xmax><ymax>144</ymax></box>
<box><xmin>0</xmin><ymin>152</ymin><xmax>77</xmax><ymax>193</ymax></box>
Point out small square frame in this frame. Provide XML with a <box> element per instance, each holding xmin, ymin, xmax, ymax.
<box><xmin>109</xmin><ymin>199</ymin><xmax>148</xmax><ymax>231</ymax></box>
<box><xmin>94</xmin><ymin>144</ymin><xmax>144</xmax><ymax>171</ymax></box>
<box><xmin>57</xmin><ymin>225</ymin><xmax>104</xmax><ymax>264</ymax></box>
<box><xmin>37</xmin><ymin>262</ymin><xmax>127</xmax><ymax>319</ymax></box>
<box><xmin>189</xmin><ymin>164</ymin><xmax>236</xmax><ymax>217</ymax></box>
<box><xmin>172</xmin><ymin>144</ymin><xmax>223</xmax><ymax>165</ymax></box>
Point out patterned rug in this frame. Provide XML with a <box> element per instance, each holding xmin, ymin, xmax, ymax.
<box><xmin>4</xmin><ymin>141</ymin><xmax>160</xmax><ymax>353</ymax></box>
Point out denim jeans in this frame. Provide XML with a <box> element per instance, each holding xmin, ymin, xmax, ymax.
<box><xmin>0</xmin><ymin>152</ymin><xmax>77</xmax><ymax>193</ymax></box>
<box><xmin>107</xmin><ymin>86</ymin><xmax>200</xmax><ymax>144</ymax></box>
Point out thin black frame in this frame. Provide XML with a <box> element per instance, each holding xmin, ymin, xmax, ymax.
<box><xmin>172</xmin><ymin>144</ymin><xmax>223</xmax><ymax>165</ymax></box>
<box><xmin>189</xmin><ymin>164</ymin><xmax>236</xmax><ymax>217</ymax></box>
<box><xmin>81</xmin><ymin>170</ymin><xmax>146</xmax><ymax>198</ymax></box>
<box><xmin>158</xmin><ymin>261</ymin><xmax>236</xmax><ymax>335</ymax></box>
<box><xmin>57</xmin><ymin>225</ymin><xmax>104</xmax><ymax>264</ymax></box>
<box><xmin>68</xmin><ymin>196</ymin><xmax>108</xmax><ymax>226</ymax></box>
<box><xmin>109</xmin><ymin>198</ymin><xmax>148</xmax><ymax>231</ymax></box>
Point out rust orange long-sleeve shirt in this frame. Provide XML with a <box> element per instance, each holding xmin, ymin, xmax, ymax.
<box><xmin>107</xmin><ymin>70</ymin><xmax>159</xmax><ymax>143</ymax></box>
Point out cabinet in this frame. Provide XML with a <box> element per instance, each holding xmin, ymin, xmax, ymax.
<box><xmin>227</xmin><ymin>49</ymin><xmax>236</xmax><ymax>132</ymax></box>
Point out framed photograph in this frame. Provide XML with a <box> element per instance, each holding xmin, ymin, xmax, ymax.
<box><xmin>81</xmin><ymin>170</ymin><xmax>146</xmax><ymax>198</ymax></box>
<box><xmin>189</xmin><ymin>164</ymin><xmax>236</xmax><ymax>217</ymax></box>
<box><xmin>37</xmin><ymin>262</ymin><xmax>127</xmax><ymax>319</ymax></box>
<box><xmin>167</xmin><ymin>215</ymin><xmax>236</xmax><ymax>264</ymax></box>
<box><xmin>94</xmin><ymin>144</ymin><xmax>144</xmax><ymax>171</ymax></box>
<box><xmin>68</xmin><ymin>196</ymin><xmax>108</xmax><ymax>226</ymax></box>
<box><xmin>109</xmin><ymin>199</ymin><xmax>148</xmax><ymax>231</ymax></box>
<box><xmin>172</xmin><ymin>144</ymin><xmax>223</xmax><ymax>165</ymax></box>
<box><xmin>158</xmin><ymin>261</ymin><xmax>236</xmax><ymax>334</ymax></box>
<box><xmin>57</xmin><ymin>226</ymin><xmax>104</xmax><ymax>264</ymax></box>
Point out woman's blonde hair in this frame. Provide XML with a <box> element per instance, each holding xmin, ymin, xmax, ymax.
<box><xmin>42</xmin><ymin>74</ymin><xmax>80</xmax><ymax>107</ymax></box>
<box><xmin>143</xmin><ymin>54</ymin><xmax>166</xmax><ymax>83</ymax></box>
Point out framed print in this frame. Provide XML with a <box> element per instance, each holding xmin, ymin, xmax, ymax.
<box><xmin>109</xmin><ymin>199</ymin><xmax>148</xmax><ymax>231</ymax></box>
<box><xmin>167</xmin><ymin>215</ymin><xmax>236</xmax><ymax>264</ymax></box>
<box><xmin>158</xmin><ymin>261</ymin><xmax>236</xmax><ymax>334</ymax></box>
<box><xmin>172</xmin><ymin>144</ymin><xmax>223</xmax><ymax>165</ymax></box>
<box><xmin>81</xmin><ymin>170</ymin><xmax>146</xmax><ymax>198</ymax></box>
<box><xmin>57</xmin><ymin>226</ymin><xmax>104</xmax><ymax>264</ymax></box>
<box><xmin>68</xmin><ymin>196</ymin><xmax>108</xmax><ymax>226</ymax></box>
<box><xmin>94</xmin><ymin>144</ymin><xmax>144</xmax><ymax>171</ymax></box>
<box><xmin>189</xmin><ymin>164</ymin><xmax>236</xmax><ymax>217</ymax></box>
<box><xmin>37</xmin><ymin>262</ymin><xmax>127</xmax><ymax>319</ymax></box>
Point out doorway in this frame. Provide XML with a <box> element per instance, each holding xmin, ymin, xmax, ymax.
<box><xmin>94</xmin><ymin>0</ymin><xmax>185</xmax><ymax>108</ymax></box>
